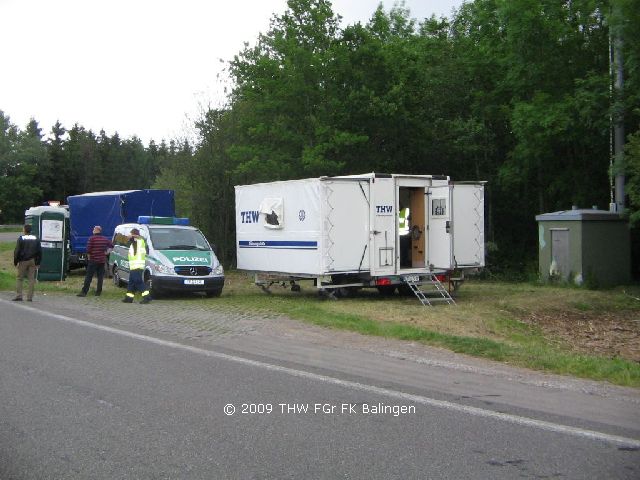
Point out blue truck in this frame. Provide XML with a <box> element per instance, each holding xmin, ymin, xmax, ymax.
<box><xmin>66</xmin><ymin>190</ymin><xmax>175</xmax><ymax>268</ymax></box>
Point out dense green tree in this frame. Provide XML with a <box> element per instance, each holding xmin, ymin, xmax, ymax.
<box><xmin>0</xmin><ymin>113</ymin><xmax>44</xmax><ymax>222</ymax></box>
<box><xmin>45</xmin><ymin>121</ymin><xmax>67</xmax><ymax>201</ymax></box>
<box><xmin>0</xmin><ymin>113</ymin><xmax>164</xmax><ymax>220</ymax></box>
<box><xmin>228</xmin><ymin>0</ymin><xmax>362</xmax><ymax>180</ymax></box>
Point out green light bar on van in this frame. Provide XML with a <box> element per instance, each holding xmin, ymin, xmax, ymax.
<box><xmin>137</xmin><ymin>216</ymin><xmax>190</xmax><ymax>226</ymax></box>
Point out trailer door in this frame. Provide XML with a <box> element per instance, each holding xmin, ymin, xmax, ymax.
<box><xmin>370</xmin><ymin>176</ymin><xmax>396</xmax><ymax>275</ymax></box>
<box><xmin>427</xmin><ymin>185</ymin><xmax>453</xmax><ymax>270</ymax></box>
<box><xmin>452</xmin><ymin>183</ymin><xmax>485</xmax><ymax>267</ymax></box>
<box><xmin>324</xmin><ymin>180</ymin><xmax>370</xmax><ymax>273</ymax></box>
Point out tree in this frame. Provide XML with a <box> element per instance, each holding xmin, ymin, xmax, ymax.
<box><xmin>0</xmin><ymin>113</ymin><xmax>43</xmax><ymax>222</ymax></box>
<box><xmin>45</xmin><ymin>120</ymin><xmax>67</xmax><ymax>201</ymax></box>
<box><xmin>228</xmin><ymin>0</ymin><xmax>362</xmax><ymax>180</ymax></box>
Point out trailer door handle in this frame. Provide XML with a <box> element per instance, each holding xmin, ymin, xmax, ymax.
<box><xmin>446</xmin><ymin>221</ymin><xmax>451</xmax><ymax>234</ymax></box>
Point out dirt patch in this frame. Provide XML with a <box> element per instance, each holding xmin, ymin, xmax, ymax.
<box><xmin>523</xmin><ymin>310</ymin><xmax>640</xmax><ymax>362</ymax></box>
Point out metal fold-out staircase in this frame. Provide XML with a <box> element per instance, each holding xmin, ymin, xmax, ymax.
<box><xmin>403</xmin><ymin>274</ymin><xmax>455</xmax><ymax>307</ymax></box>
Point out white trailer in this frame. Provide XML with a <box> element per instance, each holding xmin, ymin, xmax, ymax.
<box><xmin>235</xmin><ymin>173</ymin><xmax>484</xmax><ymax>301</ymax></box>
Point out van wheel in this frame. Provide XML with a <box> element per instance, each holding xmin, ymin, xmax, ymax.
<box><xmin>113</xmin><ymin>266</ymin><xmax>124</xmax><ymax>287</ymax></box>
<box><xmin>145</xmin><ymin>273</ymin><xmax>161</xmax><ymax>297</ymax></box>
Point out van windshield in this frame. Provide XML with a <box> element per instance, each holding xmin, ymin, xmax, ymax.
<box><xmin>149</xmin><ymin>228</ymin><xmax>211</xmax><ymax>251</ymax></box>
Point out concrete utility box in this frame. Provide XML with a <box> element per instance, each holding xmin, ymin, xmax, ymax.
<box><xmin>536</xmin><ymin>208</ymin><xmax>630</xmax><ymax>287</ymax></box>
<box><xmin>25</xmin><ymin>205</ymin><xmax>70</xmax><ymax>281</ymax></box>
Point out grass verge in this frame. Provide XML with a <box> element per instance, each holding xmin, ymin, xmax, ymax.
<box><xmin>262</xmin><ymin>298</ymin><xmax>639</xmax><ymax>387</ymax></box>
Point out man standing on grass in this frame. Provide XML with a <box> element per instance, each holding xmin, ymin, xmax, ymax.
<box><xmin>13</xmin><ymin>224</ymin><xmax>42</xmax><ymax>302</ymax></box>
<box><xmin>77</xmin><ymin>225</ymin><xmax>113</xmax><ymax>297</ymax></box>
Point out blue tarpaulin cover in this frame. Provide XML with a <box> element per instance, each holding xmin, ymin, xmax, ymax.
<box><xmin>67</xmin><ymin>190</ymin><xmax>175</xmax><ymax>253</ymax></box>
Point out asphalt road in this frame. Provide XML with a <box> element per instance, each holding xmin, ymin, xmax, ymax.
<box><xmin>1</xmin><ymin>299</ymin><xmax>639</xmax><ymax>479</ymax></box>
<box><xmin>0</xmin><ymin>231</ymin><xmax>20</xmax><ymax>243</ymax></box>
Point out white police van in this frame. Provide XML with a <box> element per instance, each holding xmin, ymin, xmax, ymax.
<box><xmin>108</xmin><ymin>216</ymin><xmax>224</xmax><ymax>297</ymax></box>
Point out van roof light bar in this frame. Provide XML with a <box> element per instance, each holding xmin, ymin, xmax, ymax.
<box><xmin>138</xmin><ymin>216</ymin><xmax>189</xmax><ymax>226</ymax></box>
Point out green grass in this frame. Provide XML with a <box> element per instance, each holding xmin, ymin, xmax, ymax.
<box><xmin>267</xmin><ymin>300</ymin><xmax>639</xmax><ymax>387</ymax></box>
<box><xmin>0</xmin><ymin>226</ymin><xmax>21</xmax><ymax>233</ymax></box>
<box><xmin>0</xmin><ymin>242</ymin><xmax>15</xmax><ymax>252</ymax></box>
<box><xmin>0</xmin><ymin>270</ymin><xmax>13</xmax><ymax>290</ymax></box>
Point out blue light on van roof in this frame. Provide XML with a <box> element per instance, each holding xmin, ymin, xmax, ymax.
<box><xmin>138</xmin><ymin>216</ymin><xmax>190</xmax><ymax>226</ymax></box>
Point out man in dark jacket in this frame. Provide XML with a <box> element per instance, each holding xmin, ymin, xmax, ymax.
<box><xmin>13</xmin><ymin>224</ymin><xmax>42</xmax><ymax>301</ymax></box>
<box><xmin>77</xmin><ymin>225</ymin><xmax>114</xmax><ymax>297</ymax></box>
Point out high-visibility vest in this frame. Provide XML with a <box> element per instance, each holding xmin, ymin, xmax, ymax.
<box><xmin>399</xmin><ymin>208</ymin><xmax>410</xmax><ymax>235</ymax></box>
<box><xmin>128</xmin><ymin>238</ymin><xmax>147</xmax><ymax>270</ymax></box>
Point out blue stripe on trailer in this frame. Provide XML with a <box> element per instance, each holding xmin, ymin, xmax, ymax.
<box><xmin>239</xmin><ymin>240</ymin><xmax>318</xmax><ymax>250</ymax></box>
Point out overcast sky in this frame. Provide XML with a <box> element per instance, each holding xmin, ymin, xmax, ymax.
<box><xmin>1</xmin><ymin>0</ymin><xmax>463</xmax><ymax>144</ymax></box>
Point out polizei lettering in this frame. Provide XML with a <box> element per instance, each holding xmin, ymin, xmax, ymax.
<box><xmin>375</xmin><ymin>205</ymin><xmax>393</xmax><ymax>215</ymax></box>
<box><xmin>241</xmin><ymin>211</ymin><xmax>260</xmax><ymax>223</ymax></box>
<box><xmin>172</xmin><ymin>256</ymin><xmax>208</xmax><ymax>263</ymax></box>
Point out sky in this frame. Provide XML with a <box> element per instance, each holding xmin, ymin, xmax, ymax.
<box><xmin>0</xmin><ymin>0</ymin><xmax>463</xmax><ymax>145</ymax></box>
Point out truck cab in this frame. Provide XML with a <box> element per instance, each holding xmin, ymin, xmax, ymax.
<box><xmin>108</xmin><ymin>217</ymin><xmax>224</xmax><ymax>297</ymax></box>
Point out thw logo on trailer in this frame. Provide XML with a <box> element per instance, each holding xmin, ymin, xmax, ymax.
<box><xmin>241</xmin><ymin>211</ymin><xmax>260</xmax><ymax>223</ymax></box>
<box><xmin>376</xmin><ymin>205</ymin><xmax>393</xmax><ymax>215</ymax></box>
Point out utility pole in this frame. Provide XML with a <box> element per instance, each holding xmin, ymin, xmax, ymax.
<box><xmin>610</xmin><ymin>6</ymin><xmax>625</xmax><ymax>213</ymax></box>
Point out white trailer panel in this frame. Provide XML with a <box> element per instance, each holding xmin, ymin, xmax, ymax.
<box><xmin>235</xmin><ymin>179</ymin><xmax>324</xmax><ymax>275</ymax></box>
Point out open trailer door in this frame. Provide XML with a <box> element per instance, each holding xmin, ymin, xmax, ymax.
<box><xmin>452</xmin><ymin>182</ymin><xmax>485</xmax><ymax>268</ymax></box>
<box><xmin>427</xmin><ymin>184</ymin><xmax>453</xmax><ymax>271</ymax></box>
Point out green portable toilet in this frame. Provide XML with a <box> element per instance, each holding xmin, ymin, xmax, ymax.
<box><xmin>535</xmin><ymin>207</ymin><xmax>630</xmax><ymax>287</ymax></box>
<box><xmin>24</xmin><ymin>205</ymin><xmax>70</xmax><ymax>281</ymax></box>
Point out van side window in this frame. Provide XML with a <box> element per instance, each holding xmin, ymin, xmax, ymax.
<box><xmin>114</xmin><ymin>232</ymin><xmax>129</xmax><ymax>247</ymax></box>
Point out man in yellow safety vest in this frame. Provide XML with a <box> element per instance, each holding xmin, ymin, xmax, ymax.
<box><xmin>122</xmin><ymin>228</ymin><xmax>151</xmax><ymax>304</ymax></box>
<box><xmin>399</xmin><ymin>207</ymin><xmax>410</xmax><ymax>236</ymax></box>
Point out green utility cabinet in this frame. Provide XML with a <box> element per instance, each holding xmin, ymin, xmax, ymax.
<box><xmin>536</xmin><ymin>208</ymin><xmax>630</xmax><ymax>287</ymax></box>
<box><xmin>25</xmin><ymin>206</ymin><xmax>70</xmax><ymax>281</ymax></box>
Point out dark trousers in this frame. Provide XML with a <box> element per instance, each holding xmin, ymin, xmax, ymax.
<box><xmin>127</xmin><ymin>269</ymin><xmax>147</xmax><ymax>294</ymax></box>
<box><xmin>82</xmin><ymin>261</ymin><xmax>105</xmax><ymax>294</ymax></box>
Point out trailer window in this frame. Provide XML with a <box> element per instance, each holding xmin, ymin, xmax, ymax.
<box><xmin>432</xmin><ymin>198</ymin><xmax>447</xmax><ymax>217</ymax></box>
<box><xmin>259</xmin><ymin>197</ymin><xmax>284</xmax><ymax>229</ymax></box>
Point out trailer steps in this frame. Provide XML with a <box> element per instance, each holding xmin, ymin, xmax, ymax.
<box><xmin>403</xmin><ymin>275</ymin><xmax>456</xmax><ymax>307</ymax></box>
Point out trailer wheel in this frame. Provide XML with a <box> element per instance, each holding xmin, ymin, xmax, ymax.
<box><xmin>318</xmin><ymin>289</ymin><xmax>338</xmax><ymax>301</ymax></box>
<box><xmin>377</xmin><ymin>286</ymin><xmax>396</xmax><ymax>296</ymax></box>
<box><xmin>332</xmin><ymin>287</ymin><xmax>350</xmax><ymax>298</ymax></box>
<box><xmin>397</xmin><ymin>284</ymin><xmax>412</xmax><ymax>296</ymax></box>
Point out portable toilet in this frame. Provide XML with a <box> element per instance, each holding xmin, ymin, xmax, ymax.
<box><xmin>535</xmin><ymin>207</ymin><xmax>630</xmax><ymax>287</ymax></box>
<box><xmin>24</xmin><ymin>205</ymin><xmax>70</xmax><ymax>281</ymax></box>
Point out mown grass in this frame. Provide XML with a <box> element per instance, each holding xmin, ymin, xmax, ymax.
<box><xmin>2</xmin><ymin>240</ymin><xmax>639</xmax><ymax>387</ymax></box>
